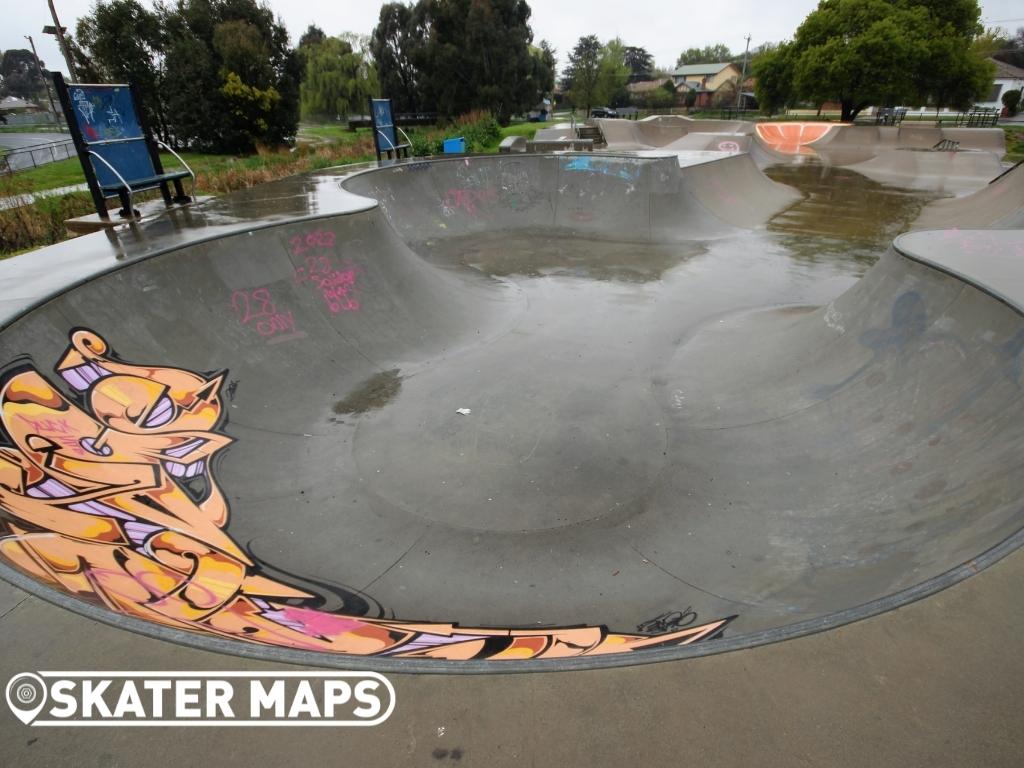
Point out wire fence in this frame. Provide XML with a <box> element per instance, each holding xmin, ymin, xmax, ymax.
<box><xmin>0</xmin><ymin>139</ymin><xmax>76</xmax><ymax>174</ymax></box>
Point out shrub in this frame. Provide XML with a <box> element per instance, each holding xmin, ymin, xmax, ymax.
<box><xmin>1003</xmin><ymin>89</ymin><xmax>1022</xmax><ymax>117</ymax></box>
<box><xmin>406</xmin><ymin>110</ymin><xmax>502</xmax><ymax>156</ymax></box>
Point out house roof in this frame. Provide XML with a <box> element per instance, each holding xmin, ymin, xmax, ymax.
<box><xmin>0</xmin><ymin>96</ymin><xmax>39</xmax><ymax>110</ymax></box>
<box><xmin>671</xmin><ymin>62</ymin><xmax>736</xmax><ymax>77</ymax></box>
<box><xmin>626</xmin><ymin>78</ymin><xmax>674</xmax><ymax>93</ymax></box>
<box><xmin>989</xmin><ymin>57</ymin><xmax>1024</xmax><ymax>80</ymax></box>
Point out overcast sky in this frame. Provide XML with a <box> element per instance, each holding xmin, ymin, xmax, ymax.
<box><xmin>5</xmin><ymin>0</ymin><xmax>1023</xmax><ymax>79</ymax></box>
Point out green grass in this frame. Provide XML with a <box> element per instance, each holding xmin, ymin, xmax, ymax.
<box><xmin>1002</xmin><ymin>125</ymin><xmax>1024</xmax><ymax>163</ymax></box>
<box><xmin>498</xmin><ymin>121</ymin><xmax>554</xmax><ymax>139</ymax></box>
<box><xmin>3</xmin><ymin>156</ymin><xmax>84</xmax><ymax>191</ymax></box>
<box><xmin>8</xmin><ymin>120</ymin><xmax>537</xmax><ymax>175</ymax></box>
<box><xmin>2</xmin><ymin>150</ymin><xmax>267</xmax><ymax>194</ymax></box>
<box><xmin>298</xmin><ymin>123</ymin><xmax>374</xmax><ymax>145</ymax></box>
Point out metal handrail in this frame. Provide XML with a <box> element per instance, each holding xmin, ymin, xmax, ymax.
<box><xmin>376</xmin><ymin>128</ymin><xmax>396</xmax><ymax>151</ymax></box>
<box><xmin>86</xmin><ymin>149</ymin><xmax>136</xmax><ymax>218</ymax></box>
<box><xmin>83</xmin><ymin>135</ymin><xmax>147</xmax><ymax>147</ymax></box>
<box><xmin>154</xmin><ymin>138</ymin><xmax>196</xmax><ymax>198</ymax></box>
<box><xmin>4</xmin><ymin>138</ymin><xmax>74</xmax><ymax>153</ymax></box>
<box><xmin>67</xmin><ymin>82</ymin><xmax>130</xmax><ymax>88</ymax></box>
<box><xmin>376</xmin><ymin>127</ymin><xmax>412</xmax><ymax>155</ymax></box>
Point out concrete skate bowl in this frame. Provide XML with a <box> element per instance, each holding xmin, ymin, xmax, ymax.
<box><xmin>597</xmin><ymin>115</ymin><xmax>754</xmax><ymax>152</ymax></box>
<box><xmin>600</xmin><ymin>118</ymin><xmax>1007</xmax><ymax>193</ymax></box>
<box><xmin>752</xmin><ymin>123</ymin><xmax>1007</xmax><ymax>194</ymax></box>
<box><xmin>0</xmin><ymin>152</ymin><xmax>1023</xmax><ymax>673</ymax></box>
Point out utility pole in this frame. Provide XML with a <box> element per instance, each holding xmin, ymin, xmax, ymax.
<box><xmin>24</xmin><ymin>35</ymin><xmax>64</xmax><ymax>129</ymax></box>
<box><xmin>45</xmin><ymin>0</ymin><xmax>77</xmax><ymax>79</ymax></box>
<box><xmin>735</xmin><ymin>33</ymin><xmax>752</xmax><ymax>110</ymax></box>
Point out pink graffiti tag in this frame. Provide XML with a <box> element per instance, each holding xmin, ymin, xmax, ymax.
<box><xmin>442</xmin><ymin>187</ymin><xmax>499</xmax><ymax>216</ymax></box>
<box><xmin>289</xmin><ymin>230</ymin><xmax>336</xmax><ymax>258</ymax></box>
<box><xmin>231</xmin><ymin>288</ymin><xmax>304</xmax><ymax>344</ymax></box>
<box><xmin>294</xmin><ymin>255</ymin><xmax>360</xmax><ymax>314</ymax></box>
<box><xmin>15</xmin><ymin>415</ymin><xmax>87</xmax><ymax>456</ymax></box>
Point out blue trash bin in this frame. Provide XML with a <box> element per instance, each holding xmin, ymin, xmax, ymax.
<box><xmin>443</xmin><ymin>136</ymin><xmax>466</xmax><ymax>154</ymax></box>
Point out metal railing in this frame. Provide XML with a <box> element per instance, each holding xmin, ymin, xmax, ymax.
<box><xmin>0</xmin><ymin>139</ymin><xmax>75</xmax><ymax>174</ymax></box>
<box><xmin>954</xmin><ymin>108</ymin><xmax>999</xmax><ymax>128</ymax></box>
<box><xmin>346</xmin><ymin>111</ymin><xmax>439</xmax><ymax>130</ymax></box>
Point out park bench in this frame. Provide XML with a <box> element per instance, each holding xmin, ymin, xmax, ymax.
<box><xmin>368</xmin><ymin>98</ymin><xmax>412</xmax><ymax>161</ymax></box>
<box><xmin>53</xmin><ymin>73</ymin><xmax>194</xmax><ymax>220</ymax></box>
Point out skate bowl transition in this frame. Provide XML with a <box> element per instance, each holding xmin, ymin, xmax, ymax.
<box><xmin>0</xmin><ymin>150</ymin><xmax>1022</xmax><ymax>672</ymax></box>
<box><xmin>600</xmin><ymin>117</ymin><xmax>1007</xmax><ymax>193</ymax></box>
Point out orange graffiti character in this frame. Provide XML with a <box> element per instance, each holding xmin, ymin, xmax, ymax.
<box><xmin>0</xmin><ymin>329</ymin><xmax>733</xmax><ymax>660</ymax></box>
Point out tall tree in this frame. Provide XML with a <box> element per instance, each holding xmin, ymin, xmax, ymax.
<box><xmin>415</xmin><ymin>0</ymin><xmax>536</xmax><ymax>123</ymax></box>
<box><xmin>0</xmin><ymin>50</ymin><xmax>49</xmax><ymax>100</ymax></box>
<box><xmin>300</xmin><ymin>36</ymin><xmax>378</xmax><ymax>120</ymax></box>
<box><xmin>623</xmin><ymin>46</ymin><xmax>654</xmax><ymax>82</ymax></box>
<box><xmin>596</xmin><ymin>39</ymin><xmax>631</xmax><ymax>107</ymax></box>
<box><xmin>296</xmin><ymin>23</ymin><xmax>326</xmax><ymax>74</ymax></box>
<box><xmin>750</xmin><ymin>43</ymin><xmax>796</xmax><ymax>114</ymax></box>
<box><xmin>158</xmin><ymin>0</ymin><xmax>300</xmax><ymax>152</ymax></box>
<box><xmin>562</xmin><ymin>34</ymin><xmax>602</xmax><ymax>114</ymax></box>
<box><xmin>369</xmin><ymin>3</ymin><xmax>424</xmax><ymax>112</ymax></box>
<box><xmin>75</xmin><ymin>0</ymin><xmax>166</xmax><ymax>138</ymax></box>
<box><xmin>298</xmin><ymin>24</ymin><xmax>326</xmax><ymax>50</ymax></box>
<box><xmin>530</xmin><ymin>40</ymin><xmax>556</xmax><ymax>95</ymax></box>
<box><xmin>73</xmin><ymin>0</ymin><xmax>300</xmax><ymax>152</ymax></box>
<box><xmin>369</xmin><ymin>0</ymin><xmax>538</xmax><ymax>123</ymax></box>
<box><xmin>675</xmin><ymin>43</ymin><xmax>734</xmax><ymax>67</ymax></box>
<box><xmin>754</xmin><ymin>0</ymin><xmax>994</xmax><ymax>121</ymax></box>
<box><xmin>991</xmin><ymin>27</ymin><xmax>1024</xmax><ymax>68</ymax></box>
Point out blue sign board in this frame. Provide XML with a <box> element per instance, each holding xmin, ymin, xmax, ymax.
<box><xmin>67</xmin><ymin>84</ymin><xmax>142</xmax><ymax>144</ymax></box>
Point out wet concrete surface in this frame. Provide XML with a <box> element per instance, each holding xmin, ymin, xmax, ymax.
<box><xmin>0</xmin><ymin>151</ymin><xmax>1020</xmax><ymax>672</ymax></box>
<box><xmin>764</xmin><ymin>163</ymin><xmax>945</xmax><ymax>269</ymax></box>
<box><xmin>1</xmin><ymin>538</ymin><xmax>1023</xmax><ymax>766</ymax></box>
<box><xmin>0</xmin><ymin>149</ymin><xmax>1022</xmax><ymax>762</ymax></box>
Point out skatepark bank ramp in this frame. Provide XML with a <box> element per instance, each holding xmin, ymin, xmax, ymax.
<box><xmin>0</xmin><ymin>153</ymin><xmax>1022</xmax><ymax>671</ymax></box>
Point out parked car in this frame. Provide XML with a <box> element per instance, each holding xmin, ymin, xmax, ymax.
<box><xmin>589</xmin><ymin>107</ymin><xmax>618</xmax><ymax>118</ymax></box>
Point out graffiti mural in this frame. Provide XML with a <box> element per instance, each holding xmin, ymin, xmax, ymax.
<box><xmin>0</xmin><ymin>330</ymin><xmax>733</xmax><ymax>660</ymax></box>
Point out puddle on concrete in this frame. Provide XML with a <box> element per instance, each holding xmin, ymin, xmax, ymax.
<box><xmin>333</xmin><ymin>369</ymin><xmax>403</xmax><ymax>414</ymax></box>
<box><xmin>414</xmin><ymin>230</ymin><xmax>708</xmax><ymax>283</ymax></box>
<box><xmin>764</xmin><ymin>163</ymin><xmax>945</xmax><ymax>268</ymax></box>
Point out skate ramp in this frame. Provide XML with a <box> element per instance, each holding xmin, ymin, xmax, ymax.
<box><xmin>605</xmin><ymin>119</ymin><xmax>1005</xmax><ymax>192</ymax></box>
<box><xmin>0</xmin><ymin>153</ymin><xmax>1023</xmax><ymax>671</ymax></box>
<box><xmin>755</xmin><ymin>122</ymin><xmax>838</xmax><ymax>155</ymax></box>
<box><xmin>914</xmin><ymin>163</ymin><xmax>1024</xmax><ymax>230</ymax></box>
<box><xmin>753</xmin><ymin>123</ymin><xmax>1006</xmax><ymax>192</ymax></box>
<box><xmin>598</xmin><ymin>115</ymin><xmax>753</xmax><ymax>149</ymax></box>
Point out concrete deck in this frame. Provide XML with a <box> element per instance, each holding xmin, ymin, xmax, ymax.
<box><xmin>0</xmin><ymin>149</ymin><xmax>1021</xmax><ymax>761</ymax></box>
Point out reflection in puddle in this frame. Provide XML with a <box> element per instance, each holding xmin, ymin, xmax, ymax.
<box><xmin>764</xmin><ymin>163</ymin><xmax>945</xmax><ymax>269</ymax></box>
<box><xmin>414</xmin><ymin>230</ymin><xmax>708</xmax><ymax>283</ymax></box>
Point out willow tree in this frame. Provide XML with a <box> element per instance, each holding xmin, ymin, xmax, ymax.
<box><xmin>300</xmin><ymin>37</ymin><xmax>378</xmax><ymax>121</ymax></box>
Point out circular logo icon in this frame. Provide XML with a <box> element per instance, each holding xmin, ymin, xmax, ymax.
<box><xmin>5</xmin><ymin>673</ymin><xmax>47</xmax><ymax>725</ymax></box>
<box><xmin>717</xmin><ymin>140</ymin><xmax>741</xmax><ymax>153</ymax></box>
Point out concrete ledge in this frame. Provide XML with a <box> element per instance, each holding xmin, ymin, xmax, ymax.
<box><xmin>65</xmin><ymin>196</ymin><xmax>213</xmax><ymax>235</ymax></box>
